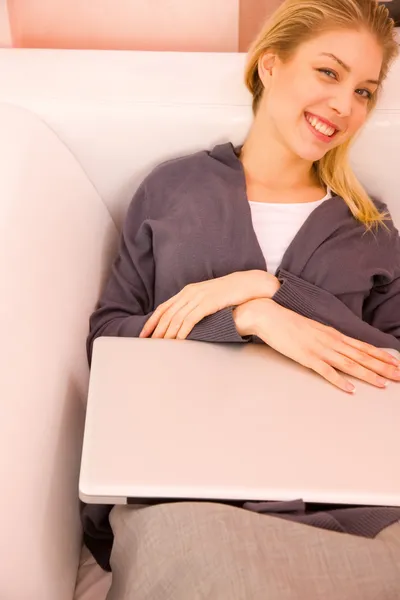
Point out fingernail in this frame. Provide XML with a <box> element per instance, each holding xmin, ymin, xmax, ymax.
<box><xmin>345</xmin><ymin>382</ymin><xmax>356</xmax><ymax>393</ymax></box>
<box><xmin>377</xmin><ymin>377</ymin><xmax>389</xmax><ymax>387</ymax></box>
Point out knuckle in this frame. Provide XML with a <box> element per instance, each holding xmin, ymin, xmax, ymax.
<box><xmin>351</xmin><ymin>350</ymin><xmax>367</xmax><ymax>364</ymax></box>
<box><xmin>302</xmin><ymin>356</ymin><xmax>317</xmax><ymax>371</ymax></box>
<box><xmin>323</xmin><ymin>325</ymin><xmax>338</xmax><ymax>337</ymax></box>
<box><xmin>360</xmin><ymin>341</ymin><xmax>374</xmax><ymax>353</ymax></box>
<box><xmin>157</xmin><ymin>314</ymin><xmax>167</xmax><ymax>326</ymax></box>
<box><xmin>319</xmin><ymin>363</ymin><xmax>333</xmax><ymax>378</ymax></box>
<box><xmin>159</xmin><ymin>318</ymin><xmax>168</xmax><ymax>329</ymax></box>
<box><xmin>320</xmin><ymin>329</ymin><xmax>340</xmax><ymax>345</ymax></box>
<box><xmin>341</xmin><ymin>356</ymin><xmax>358</xmax><ymax>370</ymax></box>
<box><xmin>385</xmin><ymin>365</ymin><xmax>397</xmax><ymax>378</ymax></box>
<box><xmin>165</xmin><ymin>307</ymin><xmax>176</xmax><ymax>320</ymax></box>
<box><xmin>311</xmin><ymin>359</ymin><xmax>330</xmax><ymax>378</ymax></box>
<box><xmin>336</xmin><ymin>332</ymin><xmax>350</xmax><ymax>344</ymax></box>
<box><xmin>170</xmin><ymin>316</ymin><xmax>182</xmax><ymax>331</ymax></box>
<box><xmin>185</xmin><ymin>316</ymin><xmax>196</xmax><ymax>328</ymax></box>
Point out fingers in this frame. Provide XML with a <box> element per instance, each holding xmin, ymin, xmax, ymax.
<box><xmin>139</xmin><ymin>296</ymin><xmax>178</xmax><ymax>338</ymax></box>
<box><xmin>151</xmin><ymin>300</ymin><xmax>195</xmax><ymax>339</ymax></box>
<box><xmin>309</xmin><ymin>358</ymin><xmax>356</xmax><ymax>394</ymax></box>
<box><xmin>336</xmin><ymin>345</ymin><xmax>400</xmax><ymax>384</ymax></box>
<box><xmin>140</xmin><ymin>284</ymin><xmax>205</xmax><ymax>338</ymax></box>
<box><xmin>175</xmin><ymin>306</ymin><xmax>209</xmax><ymax>340</ymax></box>
<box><xmin>341</xmin><ymin>335</ymin><xmax>400</xmax><ymax>367</ymax></box>
<box><xmin>311</xmin><ymin>339</ymin><xmax>400</xmax><ymax>392</ymax></box>
<box><xmin>323</xmin><ymin>333</ymin><xmax>400</xmax><ymax>386</ymax></box>
<box><xmin>324</xmin><ymin>351</ymin><xmax>389</xmax><ymax>389</ymax></box>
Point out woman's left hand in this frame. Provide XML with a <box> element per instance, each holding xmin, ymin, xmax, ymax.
<box><xmin>139</xmin><ymin>270</ymin><xmax>280</xmax><ymax>340</ymax></box>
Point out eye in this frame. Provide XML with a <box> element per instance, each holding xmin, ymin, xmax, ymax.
<box><xmin>356</xmin><ymin>88</ymin><xmax>372</xmax><ymax>100</ymax></box>
<box><xmin>317</xmin><ymin>68</ymin><xmax>338</xmax><ymax>79</ymax></box>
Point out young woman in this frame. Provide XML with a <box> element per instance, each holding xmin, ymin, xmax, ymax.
<box><xmin>88</xmin><ymin>0</ymin><xmax>400</xmax><ymax>395</ymax></box>
<box><xmin>84</xmin><ymin>0</ymin><xmax>400</xmax><ymax>577</ymax></box>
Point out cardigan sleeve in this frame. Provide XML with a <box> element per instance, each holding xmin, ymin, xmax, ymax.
<box><xmin>362</xmin><ymin>275</ymin><xmax>400</xmax><ymax>345</ymax></box>
<box><xmin>361</xmin><ymin>222</ymin><xmax>400</xmax><ymax>344</ymax></box>
<box><xmin>272</xmin><ymin>269</ymin><xmax>400</xmax><ymax>351</ymax></box>
<box><xmin>87</xmin><ymin>183</ymin><xmax>246</xmax><ymax>363</ymax></box>
<box><xmin>86</xmin><ymin>181</ymin><xmax>155</xmax><ymax>363</ymax></box>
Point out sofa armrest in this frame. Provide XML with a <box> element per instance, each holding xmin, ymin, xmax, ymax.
<box><xmin>0</xmin><ymin>103</ymin><xmax>118</xmax><ymax>599</ymax></box>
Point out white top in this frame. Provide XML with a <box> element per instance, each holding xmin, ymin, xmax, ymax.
<box><xmin>249</xmin><ymin>189</ymin><xmax>332</xmax><ymax>274</ymax></box>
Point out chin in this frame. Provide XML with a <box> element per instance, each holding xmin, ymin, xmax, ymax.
<box><xmin>292</xmin><ymin>143</ymin><xmax>329</xmax><ymax>162</ymax></box>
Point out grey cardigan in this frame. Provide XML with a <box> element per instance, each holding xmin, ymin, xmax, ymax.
<box><xmin>83</xmin><ymin>142</ymin><xmax>400</xmax><ymax>571</ymax></box>
<box><xmin>88</xmin><ymin>141</ymin><xmax>400</xmax><ymax>358</ymax></box>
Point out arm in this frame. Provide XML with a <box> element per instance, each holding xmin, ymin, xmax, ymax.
<box><xmin>86</xmin><ymin>181</ymin><xmax>155</xmax><ymax>363</ymax></box>
<box><xmin>187</xmin><ymin>307</ymin><xmax>248</xmax><ymax>343</ymax></box>
<box><xmin>272</xmin><ymin>269</ymin><xmax>400</xmax><ymax>351</ymax></box>
<box><xmin>362</xmin><ymin>274</ymin><xmax>400</xmax><ymax>342</ymax></box>
<box><xmin>87</xmin><ymin>183</ymin><xmax>247</xmax><ymax>363</ymax></box>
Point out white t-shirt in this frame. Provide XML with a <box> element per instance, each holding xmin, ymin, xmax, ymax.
<box><xmin>249</xmin><ymin>189</ymin><xmax>332</xmax><ymax>275</ymax></box>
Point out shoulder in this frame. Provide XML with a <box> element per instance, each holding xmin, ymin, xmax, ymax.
<box><xmin>144</xmin><ymin>148</ymin><xmax>215</xmax><ymax>195</ymax></box>
<box><xmin>371</xmin><ymin>198</ymin><xmax>400</xmax><ymax>239</ymax></box>
<box><xmin>137</xmin><ymin>143</ymin><xmax>235</xmax><ymax>217</ymax></box>
<box><xmin>125</xmin><ymin>142</ymin><xmax>238</xmax><ymax>228</ymax></box>
<box><xmin>124</xmin><ymin>149</ymin><xmax>212</xmax><ymax>223</ymax></box>
<box><xmin>146</xmin><ymin>141</ymin><xmax>237</xmax><ymax>187</ymax></box>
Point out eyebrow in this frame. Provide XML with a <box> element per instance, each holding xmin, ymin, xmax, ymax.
<box><xmin>319</xmin><ymin>52</ymin><xmax>380</xmax><ymax>85</ymax></box>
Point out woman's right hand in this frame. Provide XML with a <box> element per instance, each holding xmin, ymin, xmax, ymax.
<box><xmin>233</xmin><ymin>298</ymin><xmax>400</xmax><ymax>393</ymax></box>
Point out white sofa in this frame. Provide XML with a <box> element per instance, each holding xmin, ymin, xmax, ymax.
<box><xmin>0</xmin><ymin>46</ymin><xmax>399</xmax><ymax>600</ymax></box>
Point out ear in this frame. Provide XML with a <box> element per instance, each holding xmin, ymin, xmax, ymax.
<box><xmin>258</xmin><ymin>52</ymin><xmax>277</xmax><ymax>86</ymax></box>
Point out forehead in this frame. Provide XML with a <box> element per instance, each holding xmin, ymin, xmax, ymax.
<box><xmin>294</xmin><ymin>29</ymin><xmax>383</xmax><ymax>79</ymax></box>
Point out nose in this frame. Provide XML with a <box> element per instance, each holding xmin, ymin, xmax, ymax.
<box><xmin>328</xmin><ymin>87</ymin><xmax>353</xmax><ymax>118</ymax></box>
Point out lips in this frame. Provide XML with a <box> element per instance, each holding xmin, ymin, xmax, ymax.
<box><xmin>305</xmin><ymin>111</ymin><xmax>341</xmax><ymax>133</ymax></box>
<box><xmin>304</xmin><ymin>112</ymin><xmax>339</xmax><ymax>144</ymax></box>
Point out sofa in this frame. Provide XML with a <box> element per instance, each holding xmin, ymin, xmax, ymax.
<box><xmin>0</xmin><ymin>45</ymin><xmax>399</xmax><ymax>599</ymax></box>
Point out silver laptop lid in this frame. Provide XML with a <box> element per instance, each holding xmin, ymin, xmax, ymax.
<box><xmin>79</xmin><ymin>337</ymin><xmax>400</xmax><ymax>507</ymax></box>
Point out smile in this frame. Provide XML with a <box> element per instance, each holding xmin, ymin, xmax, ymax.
<box><xmin>304</xmin><ymin>112</ymin><xmax>339</xmax><ymax>143</ymax></box>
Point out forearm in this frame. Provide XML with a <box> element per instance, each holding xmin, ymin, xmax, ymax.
<box><xmin>188</xmin><ymin>308</ymin><xmax>250</xmax><ymax>343</ymax></box>
<box><xmin>87</xmin><ymin>309</ymin><xmax>154</xmax><ymax>363</ymax></box>
<box><xmin>186</xmin><ymin>270</ymin><xmax>278</xmax><ymax>343</ymax></box>
<box><xmin>240</xmin><ymin>270</ymin><xmax>280</xmax><ymax>302</ymax></box>
<box><xmin>273</xmin><ymin>270</ymin><xmax>400</xmax><ymax>351</ymax></box>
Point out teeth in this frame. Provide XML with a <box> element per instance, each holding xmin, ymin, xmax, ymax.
<box><xmin>306</xmin><ymin>114</ymin><xmax>336</xmax><ymax>137</ymax></box>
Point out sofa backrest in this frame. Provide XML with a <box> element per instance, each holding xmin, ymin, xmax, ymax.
<box><xmin>0</xmin><ymin>48</ymin><xmax>399</xmax><ymax>229</ymax></box>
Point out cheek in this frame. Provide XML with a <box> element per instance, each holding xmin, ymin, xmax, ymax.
<box><xmin>269</xmin><ymin>72</ymin><xmax>306</xmax><ymax>117</ymax></box>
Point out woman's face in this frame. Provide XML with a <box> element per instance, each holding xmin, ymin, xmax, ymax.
<box><xmin>259</xmin><ymin>28</ymin><xmax>384</xmax><ymax>162</ymax></box>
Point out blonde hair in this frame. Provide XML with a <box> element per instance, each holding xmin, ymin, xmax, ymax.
<box><xmin>245</xmin><ymin>0</ymin><xmax>399</xmax><ymax>228</ymax></box>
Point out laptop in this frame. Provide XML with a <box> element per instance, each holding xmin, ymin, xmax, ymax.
<box><xmin>79</xmin><ymin>337</ymin><xmax>400</xmax><ymax>507</ymax></box>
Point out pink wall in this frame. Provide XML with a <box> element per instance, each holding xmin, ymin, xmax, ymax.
<box><xmin>8</xmin><ymin>2</ymin><xmax>399</xmax><ymax>53</ymax></box>
<box><xmin>7</xmin><ymin>0</ymin><xmax>240</xmax><ymax>51</ymax></box>
<box><xmin>0</xmin><ymin>0</ymin><xmax>11</xmax><ymax>47</ymax></box>
<box><xmin>239</xmin><ymin>0</ymin><xmax>283</xmax><ymax>51</ymax></box>
<box><xmin>4</xmin><ymin>1</ymin><xmax>285</xmax><ymax>51</ymax></box>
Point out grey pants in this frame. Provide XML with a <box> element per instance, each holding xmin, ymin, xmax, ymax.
<box><xmin>107</xmin><ymin>502</ymin><xmax>400</xmax><ymax>600</ymax></box>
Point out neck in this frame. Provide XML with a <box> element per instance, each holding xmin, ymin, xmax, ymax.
<box><xmin>240</xmin><ymin>111</ymin><xmax>319</xmax><ymax>192</ymax></box>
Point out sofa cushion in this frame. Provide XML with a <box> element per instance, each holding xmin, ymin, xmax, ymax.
<box><xmin>0</xmin><ymin>102</ymin><xmax>118</xmax><ymax>600</ymax></box>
